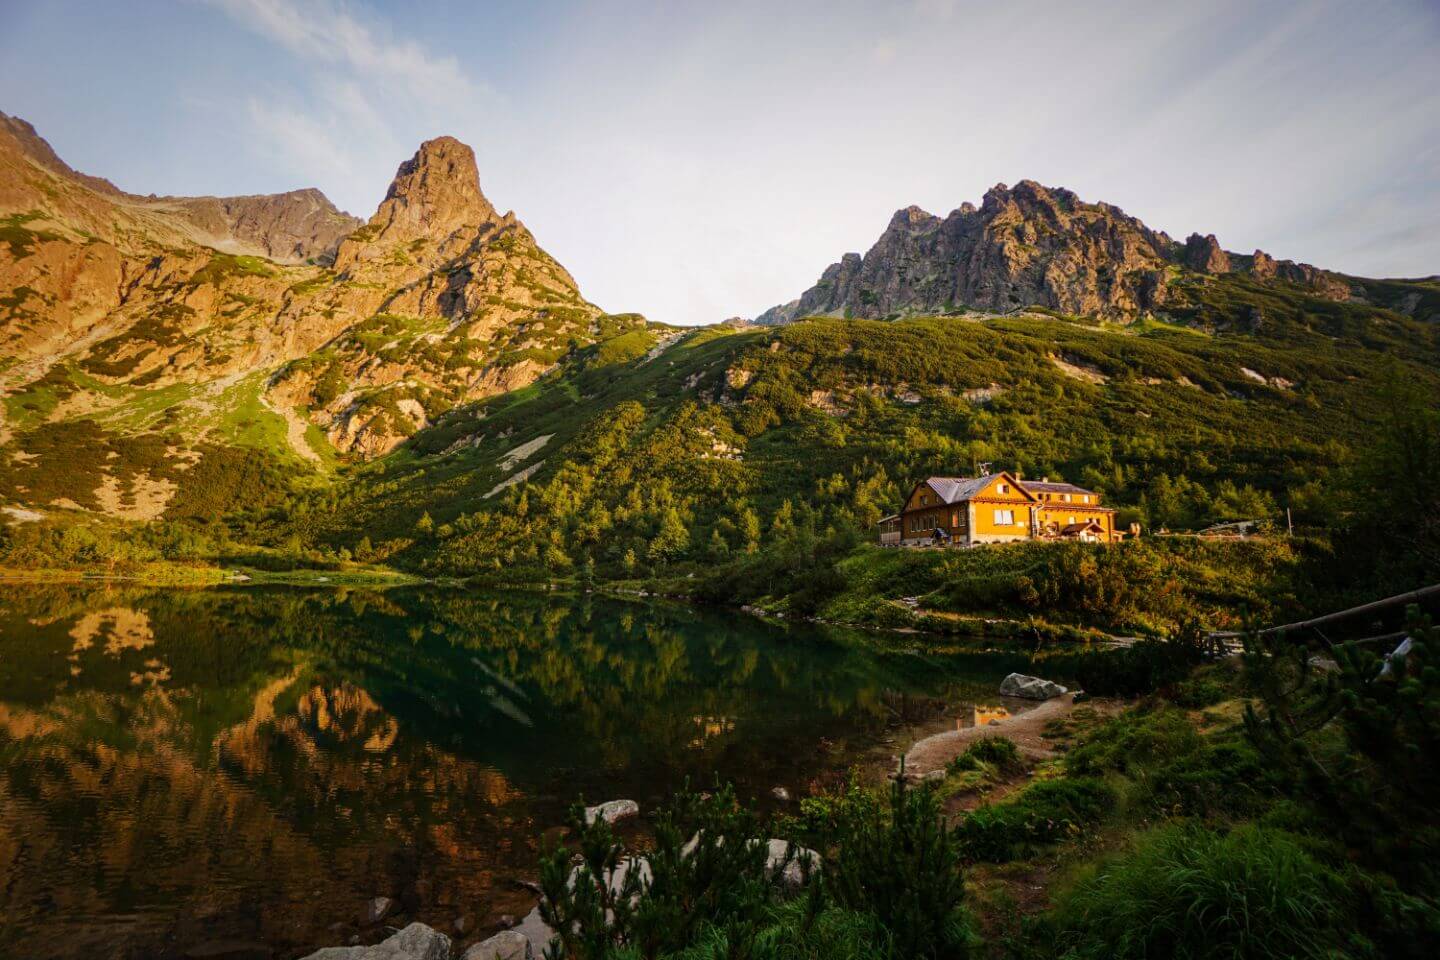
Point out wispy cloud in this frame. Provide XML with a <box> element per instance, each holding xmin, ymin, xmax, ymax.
<box><xmin>203</xmin><ymin>0</ymin><xmax>500</xmax><ymax>216</ymax></box>
<box><xmin>209</xmin><ymin>0</ymin><xmax>481</xmax><ymax>103</ymax></box>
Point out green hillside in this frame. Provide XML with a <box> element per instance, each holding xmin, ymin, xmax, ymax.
<box><xmin>199</xmin><ymin>273</ymin><xmax>1433</xmax><ymax>625</ymax></box>
<box><xmin>5</xmin><ymin>268</ymin><xmax>1437</xmax><ymax>629</ymax></box>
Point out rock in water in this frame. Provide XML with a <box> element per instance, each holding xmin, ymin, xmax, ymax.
<box><xmin>300</xmin><ymin>921</ymin><xmax>450</xmax><ymax>960</ymax></box>
<box><xmin>999</xmin><ymin>673</ymin><xmax>1068</xmax><ymax>700</ymax></box>
<box><xmin>463</xmin><ymin>930</ymin><xmax>534</xmax><ymax>960</ymax></box>
<box><xmin>583</xmin><ymin>799</ymin><xmax>639</xmax><ymax>825</ymax></box>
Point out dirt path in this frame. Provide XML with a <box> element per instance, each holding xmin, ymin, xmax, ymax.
<box><xmin>903</xmin><ymin>695</ymin><xmax>1079</xmax><ymax>776</ymax></box>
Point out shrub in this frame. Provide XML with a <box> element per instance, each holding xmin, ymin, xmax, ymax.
<box><xmin>1053</xmin><ymin>633</ymin><xmax>1210</xmax><ymax>697</ymax></box>
<box><xmin>1147</xmin><ymin>738</ymin><xmax>1275</xmax><ymax>818</ymax></box>
<box><xmin>1243</xmin><ymin>605</ymin><xmax>1440</xmax><ymax>893</ymax></box>
<box><xmin>946</xmin><ymin>737</ymin><xmax>1022</xmax><ymax>776</ymax></box>
<box><xmin>825</xmin><ymin>774</ymin><xmax>972</xmax><ymax>959</ymax></box>
<box><xmin>539</xmin><ymin>785</ymin><xmax>786</xmax><ymax>959</ymax></box>
<box><xmin>1170</xmin><ymin>675</ymin><xmax>1230</xmax><ymax>709</ymax></box>
<box><xmin>1052</xmin><ymin>824</ymin><xmax>1362</xmax><ymax>959</ymax></box>
<box><xmin>1065</xmin><ymin>705</ymin><xmax>1202</xmax><ymax>777</ymax></box>
<box><xmin>956</xmin><ymin>777</ymin><xmax>1115</xmax><ymax>862</ymax></box>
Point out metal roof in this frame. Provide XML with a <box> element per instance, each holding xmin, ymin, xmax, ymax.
<box><xmin>1020</xmin><ymin>480</ymin><xmax>1098</xmax><ymax>496</ymax></box>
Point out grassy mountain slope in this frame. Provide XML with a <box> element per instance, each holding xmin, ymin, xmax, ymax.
<box><xmin>0</xmin><ymin>121</ymin><xmax>650</xmax><ymax>528</ymax></box>
<box><xmin>244</xmin><ymin>271</ymin><xmax>1440</xmax><ymax>628</ymax></box>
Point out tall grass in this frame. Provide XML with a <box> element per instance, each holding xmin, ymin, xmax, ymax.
<box><xmin>1052</xmin><ymin>824</ymin><xmax>1356</xmax><ymax>959</ymax></box>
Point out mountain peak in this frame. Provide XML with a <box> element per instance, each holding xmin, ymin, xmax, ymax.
<box><xmin>373</xmin><ymin>135</ymin><xmax>497</xmax><ymax>238</ymax></box>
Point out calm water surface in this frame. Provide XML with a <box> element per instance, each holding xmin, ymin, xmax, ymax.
<box><xmin>0</xmin><ymin>584</ymin><xmax>1032</xmax><ymax>959</ymax></box>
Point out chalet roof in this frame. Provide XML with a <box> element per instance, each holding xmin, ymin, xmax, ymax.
<box><xmin>1020</xmin><ymin>480</ymin><xmax>1097</xmax><ymax>496</ymax></box>
<box><xmin>925</xmin><ymin>476</ymin><xmax>995</xmax><ymax>503</ymax></box>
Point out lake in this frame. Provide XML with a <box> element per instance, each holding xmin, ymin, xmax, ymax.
<box><xmin>0</xmin><ymin>583</ymin><xmax>1035</xmax><ymax>959</ymax></box>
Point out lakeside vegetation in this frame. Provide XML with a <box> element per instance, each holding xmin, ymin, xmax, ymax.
<box><xmin>523</xmin><ymin>608</ymin><xmax>1440</xmax><ymax>959</ymax></box>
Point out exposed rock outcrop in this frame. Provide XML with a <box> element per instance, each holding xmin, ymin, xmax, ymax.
<box><xmin>1</xmin><ymin>114</ymin><xmax>642</xmax><ymax>470</ymax></box>
<box><xmin>1183</xmin><ymin>233</ymin><xmax>1231</xmax><ymax>273</ymax></box>
<box><xmin>764</xmin><ymin>181</ymin><xmax>1176</xmax><ymax>321</ymax></box>
<box><xmin>755</xmin><ymin>180</ymin><xmax>1356</xmax><ymax>323</ymax></box>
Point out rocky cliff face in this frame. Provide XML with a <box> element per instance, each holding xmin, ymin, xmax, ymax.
<box><xmin>270</xmin><ymin>136</ymin><xmax>624</xmax><ymax>458</ymax></box>
<box><xmin>168</xmin><ymin>189</ymin><xmax>361</xmax><ymax>264</ymax></box>
<box><xmin>756</xmin><ymin>180</ymin><xmax>1353</xmax><ymax>323</ymax></box>
<box><xmin>1</xmin><ymin>115</ymin><xmax>640</xmax><ymax>516</ymax></box>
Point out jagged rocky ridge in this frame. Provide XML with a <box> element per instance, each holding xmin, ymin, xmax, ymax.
<box><xmin>0</xmin><ymin>114</ymin><xmax>640</xmax><ymax>478</ymax></box>
<box><xmin>755</xmin><ymin>180</ymin><xmax>1352</xmax><ymax>324</ymax></box>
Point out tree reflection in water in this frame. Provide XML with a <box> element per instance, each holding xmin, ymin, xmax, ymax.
<box><xmin>0</xmin><ymin>584</ymin><xmax>1024</xmax><ymax>960</ymax></box>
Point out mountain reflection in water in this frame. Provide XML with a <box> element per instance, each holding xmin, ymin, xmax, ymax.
<box><xmin>0</xmin><ymin>584</ymin><xmax>1026</xmax><ymax>960</ymax></box>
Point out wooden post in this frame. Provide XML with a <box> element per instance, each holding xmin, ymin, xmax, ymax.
<box><xmin>1286</xmin><ymin>507</ymin><xmax>1293</xmax><ymax>537</ymax></box>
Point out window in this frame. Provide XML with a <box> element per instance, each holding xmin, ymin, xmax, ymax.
<box><xmin>1063</xmin><ymin>493</ymin><xmax>1072</xmax><ymax>503</ymax></box>
<box><xmin>1082</xmin><ymin>495</ymin><xmax>1090</xmax><ymax>503</ymax></box>
<box><xmin>1068</xmin><ymin>516</ymin><xmax>1076</xmax><ymax>525</ymax></box>
<box><xmin>997</xmin><ymin>483</ymin><xmax>1009</xmax><ymax>494</ymax></box>
<box><xmin>993</xmin><ymin>509</ymin><xmax>1015</xmax><ymax>525</ymax></box>
<box><xmin>921</xmin><ymin>494</ymin><xmax>929</xmax><ymax>506</ymax></box>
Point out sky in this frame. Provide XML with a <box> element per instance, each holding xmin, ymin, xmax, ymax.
<box><xmin>1</xmin><ymin>0</ymin><xmax>1438</xmax><ymax>325</ymax></box>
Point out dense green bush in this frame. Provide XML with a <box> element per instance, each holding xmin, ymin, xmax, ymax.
<box><xmin>1065</xmin><ymin>705</ymin><xmax>1203</xmax><ymax>776</ymax></box>
<box><xmin>946</xmin><ymin>737</ymin><xmax>1022</xmax><ymax>775</ymax></box>
<box><xmin>1147</xmin><ymin>738</ymin><xmax>1275</xmax><ymax>818</ymax></box>
<box><xmin>1048</xmin><ymin>630</ymin><xmax>1211</xmax><ymax>697</ymax></box>
<box><xmin>1052</xmin><ymin>824</ymin><xmax>1363</xmax><ymax>959</ymax></box>
<box><xmin>536</xmin><ymin>779</ymin><xmax>970</xmax><ymax>959</ymax></box>
<box><xmin>956</xmin><ymin>777</ymin><xmax>1115</xmax><ymax>862</ymax></box>
<box><xmin>1243</xmin><ymin>606</ymin><xmax>1440</xmax><ymax>892</ymax></box>
<box><xmin>825</xmin><ymin>775</ymin><xmax>972</xmax><ymax>959</ymax></box>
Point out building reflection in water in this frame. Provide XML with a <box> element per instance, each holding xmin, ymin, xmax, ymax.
<box><xmin>963</xmin><ymin>705</ymin><xmax>1011</xmax><ymax>730</ymax></box>
<box><xmin>689</xmin><ymin>715</ymin><xmax>735</xmax><ymax>748</ymax></box>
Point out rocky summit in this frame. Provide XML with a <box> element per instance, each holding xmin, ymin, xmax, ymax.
<box><xmin>0</xmin><ymin>113</ymin><xmax>641</xmax><ymax>495</ymax></box>
<box><xmin>755</xmin><ymin>179</ymin><xmax>1353</xmax><ymax>323</ymax></box>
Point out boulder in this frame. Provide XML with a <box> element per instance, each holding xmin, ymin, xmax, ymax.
<box><xmin>999</xmin><ymin>673</ymin><xmax>1068</xmax><ymax>700</ymax></box>
<box><xmin>462</xmin><ymin>930</ymin><xmax>533</xmax><ymax>960</ymax></box>
<box><xmin>762</xmin><ymin>838</ymin><xmax>820</xmax><ymax>891</ymax></box>
<box><xmin>583</xmin><ymin>799</ymin><xmax>639</xmax><ymax>825</ymax></box>
<box><xmin>510</xmin><ymin>905</ymin><xmax>556</xmax><ymax>957</ymax></box>
<box><xmin>771</xmin><ymin>786</ymin><xmax>791</xmax><ymax>802</ymax></box>
<box><xmin>301</xmin><ymin>922</ymin><xmax>450</xmax><ymax>960</ymax></box>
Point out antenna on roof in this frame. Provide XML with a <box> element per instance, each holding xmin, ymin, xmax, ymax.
<box><xmin>978</xmin><ymin>461</ymin><xmax>992</xmax><ymax>477</ymax></box>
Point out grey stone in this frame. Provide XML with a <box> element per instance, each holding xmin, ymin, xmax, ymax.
<box><xmin>771</xmin><ymin>786</ymin><xmax>791</xmax><ymax>802</ymax></box>
<box><xmin>462</xmin><ymin>930</ymin><xmax>533</xmax><ymax>960</ymax></box>
<box><xmin>761</xmin><ymin>838</ymin><xmax>820</xmax><ymax>891</ymax></box>
<box><xmin>999</xmin><ymin>673</ymin><xmax>1068</xmax><ymax>700</ymax></box>
<box><xmin>511</xmin><ymin>905</ymin><xmax>556</xmax><ymax>957</ymax></box>
<box><xmin>583</xmin><ymin>799</ymin><xmax>639</xmax><ymax>825</ymax></box>
<box><xmin>300</xmin><ymin>921</ymin><xmax>451</xmax><ymax>960</ymax></box>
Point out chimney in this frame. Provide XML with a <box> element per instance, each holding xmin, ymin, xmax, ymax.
<box><xmin>1042</xmin><ymin>476</ymin><xmax>1049</xmax><ymax>483</ymax></box>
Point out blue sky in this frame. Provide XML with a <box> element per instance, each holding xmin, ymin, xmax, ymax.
<box><xmin>2</xmin><ymin>0</ymin><xmax>1438</xmax><ymax>325</ymax></box>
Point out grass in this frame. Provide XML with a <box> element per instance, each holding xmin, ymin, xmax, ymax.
<box><xmin>1050</xmin><ymin>824</ymin><xmax>1357</xmax><ymax>959</ymax></box>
